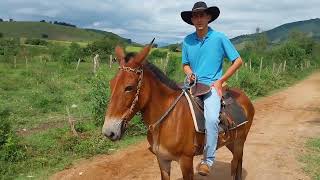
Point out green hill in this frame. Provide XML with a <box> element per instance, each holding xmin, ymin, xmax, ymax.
<box><xmin>164</xmin><ymin>18</ymin><xmax>320</xmax><ymax>49</ymax></box>
<box><xmin>0</xmin><ymin>21</ymin><xmax>131</xmax><ymax>43</ymax></box>
<box><xmin>231</xmin><ymin>18</ymin><xmax>320</xmax><ymax>45</ymax></box>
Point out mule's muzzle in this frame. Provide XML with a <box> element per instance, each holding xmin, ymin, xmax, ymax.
<box><xmin>102</xmin><ymin>119</ymin><xmax>127</xmax><ymax>141</ymax></box>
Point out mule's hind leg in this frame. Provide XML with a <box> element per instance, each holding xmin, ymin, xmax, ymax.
<box><xmin>226</xmin><ymin>140</ymin><xmax>245</xmax><ymax>180</ymax></box>
<box><xmin>179</xmin><ymin>155</ymin><xmax>194</xmax><ymax>180</ymax></box>
<box><xmin>157</xmin><ymin>157</ymin><xmax>172</xmax><ymax>180</ymax></box>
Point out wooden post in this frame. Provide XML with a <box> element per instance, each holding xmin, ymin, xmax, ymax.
<box><xmin>76</xmin><ymin>58</ymin><xmax>81</xmax><ymax>70</ymax></box>
<box><xmin>276</xmin><ymin>63</ymin><xmax>282</xmax><ymax>76</ymax></box>
<box><xmin>66</xmin><ymin>106</ymin><xmax>78</xmax><ymax>137</ymax></box>
<box><xmin>165</xmin><ymin>52</ymin><xmax>169</xmax><ymax>74</ymax></box>
<box><xmin>283</xmin><ymin>60</ymin><xmax>286</xmax><ymax>72</ymax></box>
<box><xmin>249</xmin><ymin>58</ymin><xmax>252</xmax><ymax>71</ymax></box>
<box><xmin>300</xmin><ymin>62</ymin><xmax>303</xmax><ymax>70</ymax></box>
<box><xmin>109</xmin><ymin>54</ymin><xmax>112</xmax><ymax>68</ymax></box>
<box><xmin>272</xmin><ymin>63</ymin><xmax>275</xmax><ymax>75</ymax></box>
<box><xmin>93</xmin><ymin>54</ymin><xmax>99</xmax><ymax>74</ymax></box>
<box><xmin>14</xmin><ymin>56</ymin><xmax>17</xmax><ymax>68</ymax></box>
<box><xmin>259</xmin><ymin>57</ymin><xmax>263</xmax><ymax>79</ymax></box>
<box><xmin>25</xmin><ymin>56</ymin><xmax>28</xmax><ymax>69</ymax></box>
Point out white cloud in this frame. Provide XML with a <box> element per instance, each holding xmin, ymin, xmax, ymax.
<box><xmin>0</xmin><ymin>0</ymin><xmax>319</xmax><ymax>44</ymax></box>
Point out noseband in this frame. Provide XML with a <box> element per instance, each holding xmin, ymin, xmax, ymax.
<box><xmin>118</xmin><ymin>65</ymin><xmax>144</xmax><ymax>127</ymax></box>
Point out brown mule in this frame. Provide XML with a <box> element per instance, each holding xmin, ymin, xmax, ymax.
<box><xmin>102</xmin><ymin>41</ymin><xmax>255</xmax><ymax>180</ymax></box>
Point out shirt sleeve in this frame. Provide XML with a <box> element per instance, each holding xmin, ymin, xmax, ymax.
<box><xmin>221</xmin><ymin>34</ymin><xmax>240</xmax><ymax>62</ymax></box>
<box><xmin>182</xmin><ymin>41</ymin><xmax>189</xmax><ymax>65</ymax></box>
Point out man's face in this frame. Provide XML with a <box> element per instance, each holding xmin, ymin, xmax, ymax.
<box><xmin>191</xmin><ymin>10</ymin><xmax>211</xmax><ymax>30</ymax></box>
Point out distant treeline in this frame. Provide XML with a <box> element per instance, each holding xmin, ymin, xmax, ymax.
<box><xmin>40</xmin><ymin>20</ymin><xmax>77</xmax><ymax>28</ymax></box>
<box><xmin>0</xmin><ymin>18</ymin><xmax>76</xmax><ymax>28</ymax></box>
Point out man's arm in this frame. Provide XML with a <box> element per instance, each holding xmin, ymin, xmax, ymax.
<box><xmin>213</xmin><ymin>57</ymin><xmax>243</xmax><ymax>96</ymax></box>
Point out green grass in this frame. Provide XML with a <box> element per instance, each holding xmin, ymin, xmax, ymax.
<box><xmin>301</xmin><ymin>138</ymin><xmax>320</xmax><ymax>180</ymax></box>
<box><xmin>0</xmin><ymin>58</ymin><xmax>146</xmax><ymax>179</ymax></box>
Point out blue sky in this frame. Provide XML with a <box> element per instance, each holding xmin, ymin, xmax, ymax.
<box><xmin>0</xmin><ymin>0</ymin><xmax>319</xmax><ymax>44</ymax></box>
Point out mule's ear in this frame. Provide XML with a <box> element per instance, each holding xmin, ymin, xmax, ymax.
<box><xmin>135</xmin><ymin>38</ymin><xmax>155</xmax><ymax>64</ymax></box>
<box><xmin>115</xmin><ymin>45</ymin><xmax>125</xmax><ymax>63</ymax></box>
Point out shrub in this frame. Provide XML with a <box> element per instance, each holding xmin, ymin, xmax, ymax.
<box><xmin>25</xmin><ymin>38</ymin><xmax>48</xmax><ymax>46</ymax></box>
<box><xmin>0</xmin><ymin>108</ymin><xmax>26</xmax><ymax>162</ymax></box>
<box><xmin>89</xmin><ymin>70</ymin><xmax>111</xmax><ymax>126</ymax></box>
<box><xmin>149</xmin><ymin>49</ymin><xmax>167</xmax><ymax>62</ymax></box>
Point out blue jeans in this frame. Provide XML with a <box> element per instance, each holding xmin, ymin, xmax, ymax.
<box><xmin>203</xmin><ymin>88</ymin><xmax>221</xmax><ymax>166</ymax></box>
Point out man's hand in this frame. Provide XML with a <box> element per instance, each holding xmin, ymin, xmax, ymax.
<box><xmin>212</xmin><ymin>80</ymin><xmax>223</xmax><ymax>97</ymax></box>
<box><xmin>188</xmin><ymin>73</ymin><xmax>196</xmax><ymax>84</ymax></box>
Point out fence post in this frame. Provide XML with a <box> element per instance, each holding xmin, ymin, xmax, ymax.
<box><xmin>76</xmin><ymin>58</ymin><xmax>81</xmax><ymax>70</ymax></box>
<box><xmin>272</xmin><ymin>63</ymin><xmax>275</xmax><ymax>75</ymax></box>
<box><xmin>259</xmin><ymin>57</ymin><xmax>263</xmax><ymax>79</ymax></box>
<box><xmin>93</xmin><ymin>54</ymin><xmax>100</xmax><ymax>74</ymax></box>
<box><xmin>283</xmin><ymin>60</ymin><xmax>286</xmax><ymax>72</ymax></box>
<box><xmin>249</xmin><ymin>58</ymin><xmax>252</xmax><ymax>71</ymax></box>
<box><xmin>14</xmin><ymin>56</ymin><xmax>17</xmax><ymax>68</ymax></box>
<box><xmin>109</xmin><ymin>54</ymin><xmax>112</xmax><ymax>68</ymax></box>
<box><xmin>276</xmin><ymin>63</ymin><xmax>282</xmax><ymax>76</ymax></box>
<box><xmin>25</xmin><ymin>56</ymin><xmax>28</xmax><ymax>69</ymax></box>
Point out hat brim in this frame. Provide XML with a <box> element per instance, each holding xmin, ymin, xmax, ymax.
<box><xmin>181</xmin><ymin>6</ymin><xmax>220</xmax><ymax>25</ymax></box>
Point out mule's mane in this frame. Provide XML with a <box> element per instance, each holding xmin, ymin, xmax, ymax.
<box><xmin>124</xmin><ymin>52</ymin><xmax>180</xmax><ymax>90</ymax></box>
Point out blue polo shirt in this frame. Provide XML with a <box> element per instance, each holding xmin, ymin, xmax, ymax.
<box><xmin>182</xmin><ymin>27</ymin><xmax>240</xmax><ymax>85</ymax></box>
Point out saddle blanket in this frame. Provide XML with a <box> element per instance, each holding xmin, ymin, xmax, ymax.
<box><xmin>184</xmin><ymin>91</ymin><xmax>248</xmax><ymax>133</ymax></box>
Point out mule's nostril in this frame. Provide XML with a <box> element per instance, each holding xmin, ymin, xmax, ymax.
<box><xmin>110</xmin><ymin>132</ymin><xmax>115</xmax><ymax>138</ymax></box>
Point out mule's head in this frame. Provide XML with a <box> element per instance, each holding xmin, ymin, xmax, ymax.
<box><xmin>102</xmin><ymin>39</ymin><xmax>154</xmax><ymax>141</ymax></box>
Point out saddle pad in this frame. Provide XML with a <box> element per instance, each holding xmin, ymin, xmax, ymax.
<box><xmin>222</xmin><ymin>91</ymin><xmax>247</xmax><ymax>127</ymax></box>
<box><xmin>184</xmin><ymin>92</ymin><xmax>224</xmax><ymax>133</ymax></box>
<box><xmin>184</xmin><ymin>91</ymin><xmax>248</xmax><ymax>134</ymax></box>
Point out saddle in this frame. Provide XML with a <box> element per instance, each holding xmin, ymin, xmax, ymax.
<box><xmin>180</xmin><ymin>82</ymin><xmax>247</xmax><ymax>133</ymax></box>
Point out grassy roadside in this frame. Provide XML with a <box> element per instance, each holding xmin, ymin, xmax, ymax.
<box><xmin>300</xmin><ymin>138</ymin><xmax>320</xmax><ymax>180</ymax></box>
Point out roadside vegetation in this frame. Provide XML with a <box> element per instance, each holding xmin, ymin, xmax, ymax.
<box><xmin>301</xmin><ymin>138</ymin><xmax>320</xmax><ymax>180</ymax></box>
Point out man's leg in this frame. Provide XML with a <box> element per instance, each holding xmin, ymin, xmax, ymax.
<box><xmin>203</xmin><ymin>88</ymin><xmax>221</xmax><ymax>166</ymax></box>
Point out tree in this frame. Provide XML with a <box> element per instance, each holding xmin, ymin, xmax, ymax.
<box><xmin>0</xmin><ymin>18</ymin><xmax>3</xmax><ymax>22</ymax></box>
<box><xmin>0</xmin><ymin>32</ymin><xmax>3</xmax><ymax>38</ymax></box>
<box><xmin>41</xmin><ymin>33</ymin><xmax>48</xmax><ymax>38</ymax></box>
<box><xmin>85</xmin><ymin>37</ymin><xmax>120</xmax><ymax>60</ymax></box>
<box><xmin>288</xmin><ymin>30</ymin><xmax>314</xmax><ymax>55</ymax></box>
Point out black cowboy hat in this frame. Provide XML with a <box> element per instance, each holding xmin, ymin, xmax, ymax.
<box><xmin>181</xmin><ymin>1</ymin><xmax>220</xmax><ymax>25</ymax></box>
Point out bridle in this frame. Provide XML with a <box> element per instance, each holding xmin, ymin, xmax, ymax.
<box><xmin>118</xmin><ymin>64</ymin><xmax>185</xmax><ymax>131</ymax></box>
<box><xmin>118</xmin><ymin>65</ymin><xmax>144</xmax><ymax>128</ymax></box>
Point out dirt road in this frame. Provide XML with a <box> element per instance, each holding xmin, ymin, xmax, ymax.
<box><xmin>52</xmin><ymin>72</ymin><xmax>320</xmax><ymax>180</ymax></box>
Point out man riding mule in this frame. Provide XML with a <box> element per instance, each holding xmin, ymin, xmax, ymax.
<box><xmin>181</xmin><ymin>1</ymin><xmax>244</xmax><ymax>176</ymax></box>
<box><xmin>102</xmin><ymin>2</ymin><xmax>254</xmax><ymax>180</ymax></box>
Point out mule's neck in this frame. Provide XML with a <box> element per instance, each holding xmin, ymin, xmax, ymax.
<box><xmin>140</xmin><ymin>70</ymin><xmax>181</xmax><ymax>126</ymax></box>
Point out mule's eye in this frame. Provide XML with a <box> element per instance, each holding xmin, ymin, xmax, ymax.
<box><xmin>124</xmin><ymin>86</ymin><xmax>134</xmax><ymax>92</ymax></box>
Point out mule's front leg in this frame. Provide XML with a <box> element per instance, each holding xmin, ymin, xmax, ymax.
<box><xmin>157</xmin><ymin>156</ymin><xmax>172</xmax><ymax>180</ymax></box>
<box><xmin>179</xmin><ymin>155</ymin><xmax>194</xmax><ymax>180</ymax></box>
